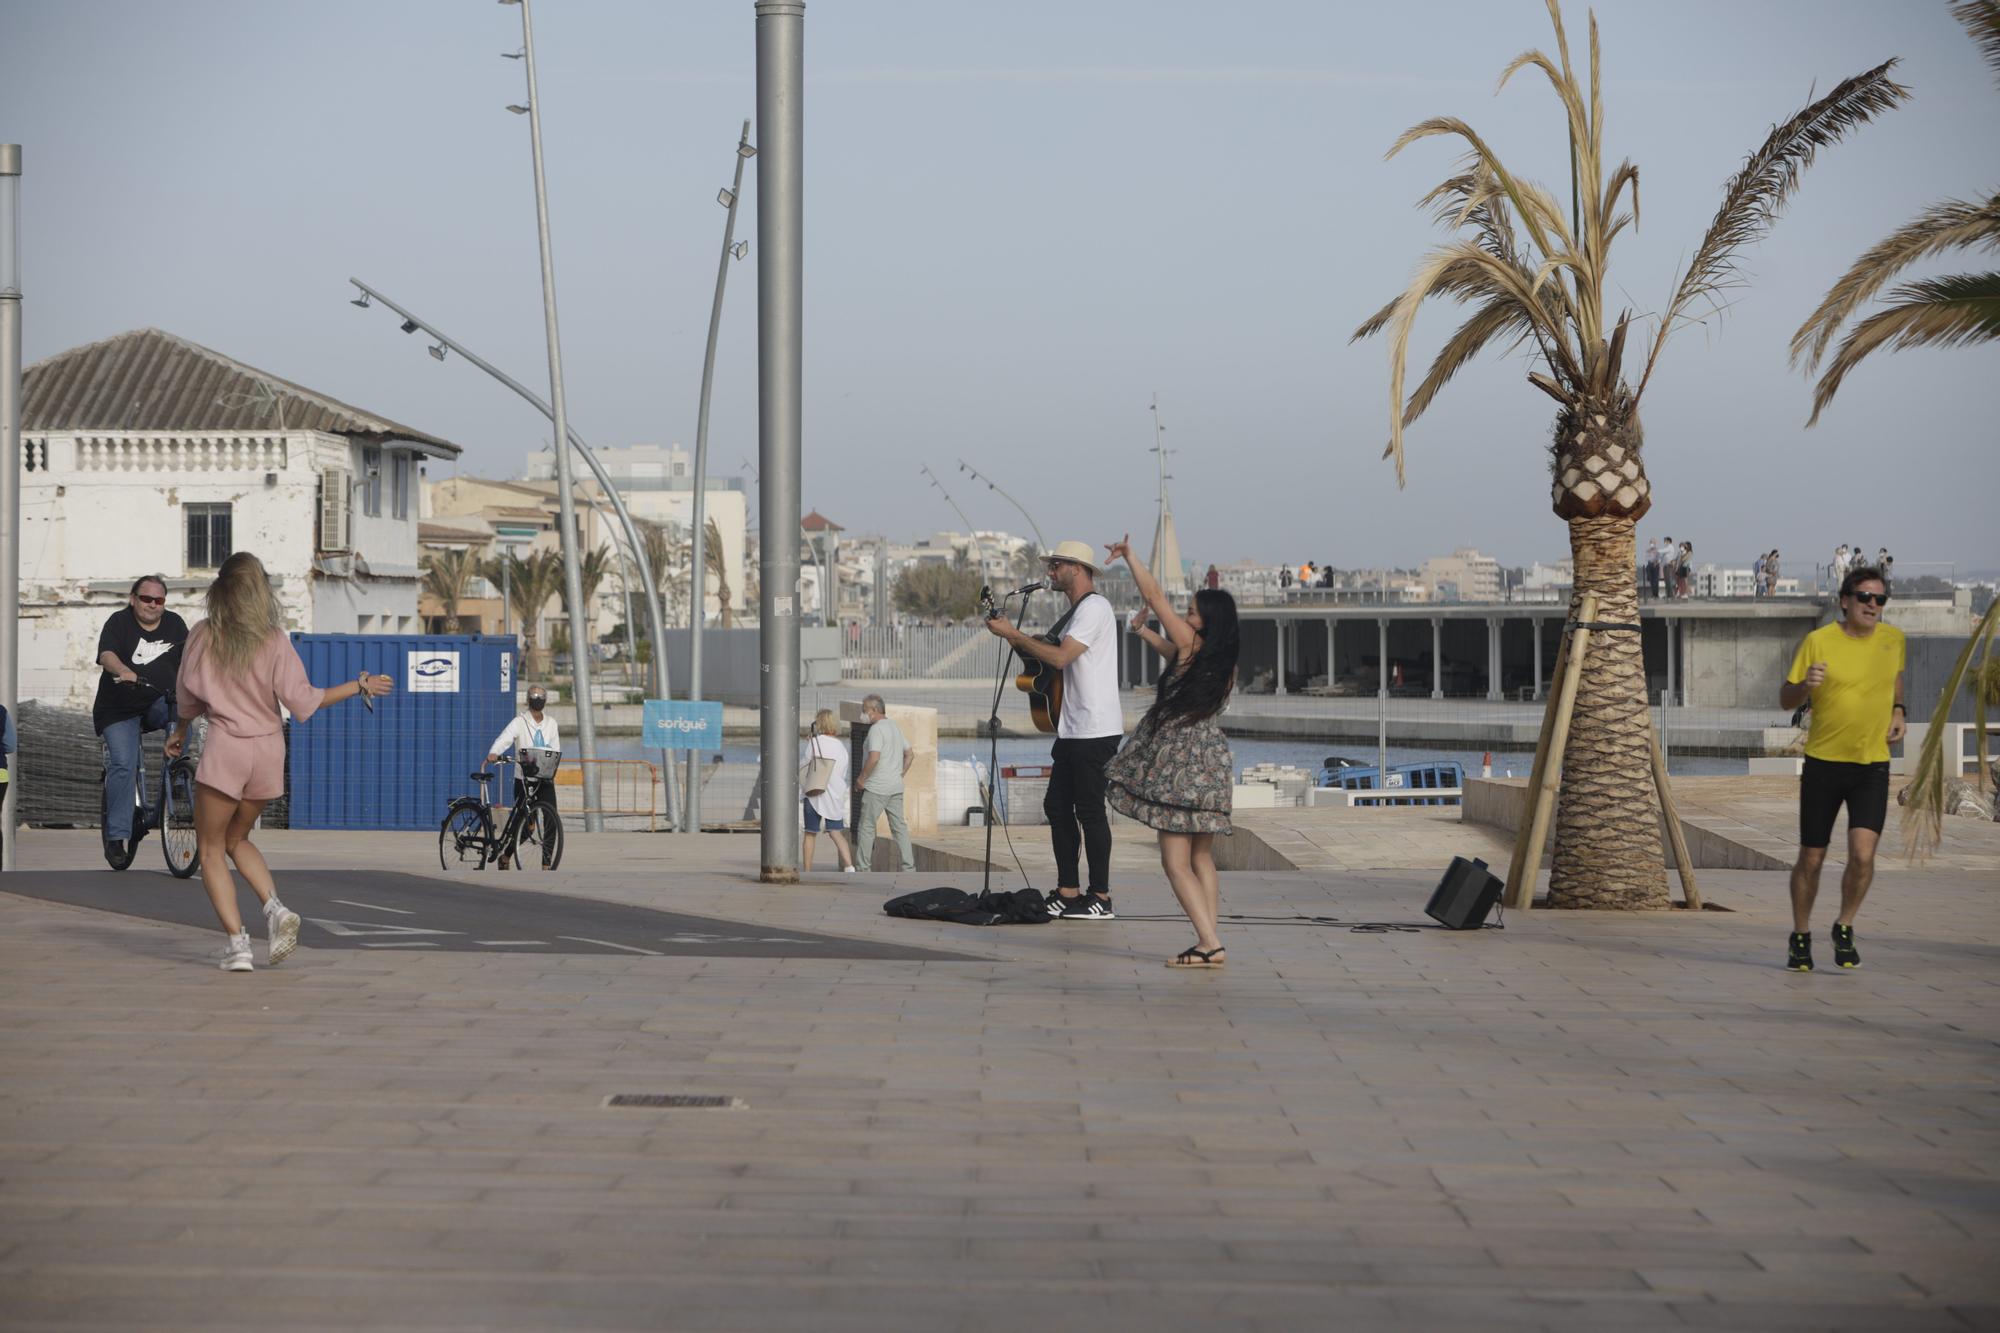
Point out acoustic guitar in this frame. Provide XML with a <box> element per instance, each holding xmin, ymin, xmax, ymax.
<box><xmin>982</xmin><ymin>586</ymin><xmax>1071</xmax><ymax>735</ymax></box>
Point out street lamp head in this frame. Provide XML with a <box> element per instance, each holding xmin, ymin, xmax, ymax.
<box><xmin>350</xmin><ymin>292</ymin><xmax>371</xmax><ymax>309</ymax></box>
<box><xmin>399</xmin><ymin>319</ymin><xmax>420</xmax><ymax>335</ymax></box>
<box><xmin>730</xmin><ymin>240</ymin><xmax>749</xmax><ymax>261</ymax></box>
<box><xmin>501</xmin><ymin>49</ymin><xmax>524</xmax><ymax>59</ymax></box>
<box><xmin>429</xmin><ymin>342</ymin><xmax>448</xmax><ymax>362</ymax></box>
<box><xmin>738</xmin><ymin>142</ymin><xmax>758</xmax><ymax>159</ymax></box>
<box><xmin>506</xmin><ymin>104</ymin><xmax>531</xmax><ymax>115</ymax></box>
<box><xmin>716</xmin><ymin>187</ymin><xmax>736</xmax><ymax>208</ymax></box>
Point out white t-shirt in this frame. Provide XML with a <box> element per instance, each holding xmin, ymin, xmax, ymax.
<box><xmin>1056</xmin><ymin>593</ymin><xmax>1123</xmax><ymax>740</ymax></box>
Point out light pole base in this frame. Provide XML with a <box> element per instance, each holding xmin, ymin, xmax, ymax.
<box><xmin>760</xmin><ymin>865</ymin><xmax>800</xmax><ymax>885</ymax></box>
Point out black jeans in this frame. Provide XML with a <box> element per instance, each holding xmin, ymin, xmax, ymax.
<box><xmin>1046</xmin><ymin>735</ymin><xmax>1120</xmax><ymax>893</ymax></box>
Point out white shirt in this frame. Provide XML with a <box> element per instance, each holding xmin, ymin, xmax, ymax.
<box><xmin>802</xmin><ymin>733</ymin><xmax>851</xmax><ymax>823</ymax></box>
<box><xmin>1056</xmin><ymin>593</ymin><xmax>1123</xmax><ymax>740</ymax></box>
<box><xmin>490</xmin><ymin>712</ymin><xmax>561</xmax><ymax>759</ymax></box>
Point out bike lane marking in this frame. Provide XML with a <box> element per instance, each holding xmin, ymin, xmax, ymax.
<box><xmin>331</xmin><ymin>899</ymin><xmax>416</xmax><ymax>915</ymax></box>
<box><xmin>557</xmin><ymin>936</ymin><xmax>665</xmax><ymax>956</ymax></box>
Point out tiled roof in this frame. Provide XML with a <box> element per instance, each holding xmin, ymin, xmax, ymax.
<box><xmin>23</xmin><ymin>327</ymin><xmax>464</xmax><ymax>457</ymax></box>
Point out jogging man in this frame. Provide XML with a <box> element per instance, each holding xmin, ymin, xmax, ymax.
<box><xmin>95</xmin><ymin>575</ymin><xmax>189</xmax><ymax>864</ymax></box>
<box><xmin>1779</xmin><ymin>566</ymin><xmax>1905</xmax><ymax>971</ymax></box>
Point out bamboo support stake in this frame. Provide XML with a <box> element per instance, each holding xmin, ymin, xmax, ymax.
<box><xmin>1649</xmin><ymin>723</ymin><xmax>1703</xmax><ymax>910</ymax></box>
<box><xmin>1508</xmin><ymin>593</ymin><xmax>1597</xmax><ymax>911</ymax></box>
<box><xmin>1504</xmin><ymin>621</ymin><xmax>1573</xmax><ymax>901</ymax></box>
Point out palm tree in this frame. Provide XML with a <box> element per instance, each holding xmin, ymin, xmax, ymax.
<box><xmin>420</xmin><ymin>547</ymin><xmax>480</xmax><ymax>632</ymax></box>
<box><xmin>559</xmin><ymin>545</ymin><xmax>613</xmax><ymax>648</ymax></box>
<box><xmin>636</xmin><ymin>518</ymin><xmax>690</xmax><ymax>629</ymax></box>
<box><xmin>486</xmin><ymin>548</ymin><xmax>565</xmax><ymax>676</ymax></box>
<box><xmin>703</xmin><ymin>517</ymin><xmax>734</xmax><ymax>629</ymax></box>
<box><xmin>1794</xmin><ymin>2</ymin><xmax>2000</xmax><ymax>422</ymax></box>
<box><xmin>1354</xmin><ymin>0</ymin><xmax>1906</xmax><ymax>908</ymax></box>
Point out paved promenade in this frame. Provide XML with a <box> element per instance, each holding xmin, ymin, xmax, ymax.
<box><xmin>2</xmin><ymin>825</ymin><xmax>1996</xmax><ymax>1330</ymax></box>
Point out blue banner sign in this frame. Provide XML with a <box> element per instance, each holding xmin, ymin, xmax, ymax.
<box><xmin>642</xmin><ymin>699</ymin><xmax>724</xmax><ymax>750</ymax></box>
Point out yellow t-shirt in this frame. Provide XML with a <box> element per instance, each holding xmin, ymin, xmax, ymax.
<box><xmin>1787</xmin><ymin>621</ymin><xmax>1905</xmax><ymax>764</ymax></box>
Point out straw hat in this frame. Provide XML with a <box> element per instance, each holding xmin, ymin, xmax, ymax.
<box><xmin>1045</xmin><ymin>539</ymin><xmax>1100</xmax><ymax>572</ymax></box>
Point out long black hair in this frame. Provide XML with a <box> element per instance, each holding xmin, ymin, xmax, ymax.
<box><xmin>1147</xmin><ymin>588</ymin><xmax>1240</xmax><ymax>728</ymax></box>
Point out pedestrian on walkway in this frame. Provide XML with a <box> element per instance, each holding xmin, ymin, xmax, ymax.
<box><xmin>852</xmin><ymin>694</ymin><xmax>915</xmax><ymax>873</ymax></box>
<box><xmin>800</xmin><ymin>708</ymin><xmax>855</xmax><ymax>874</ymax></box>
<box><xmin>1278</xmin><ymin>565</ymin><xmax>1293</xmax><ymax>591</ymax></box>
<box><xmin>0</xmin><ymin>701</ymin><xmax>14</xmax><ymax>869</ymax></box>
<box><xmin>1778</xmin><ymin>565</ymin><xmax>1904</xmax><ymax>972</ymax></box>
<box><xmin>1643</xmin><ymin>539</ymin><xmax>1661</xmax><ymax>601</ymax></box>
<box><xmin>1204</xmin><ymin>564</ymin><xmax>1220</xmax><ymax>591</ymax></box>
<box><xmin>166</xmin><ymin>553</ymin><xmax>391</xmax><ymax>972</ymax></box>
<box><xmin>1104</xmin><ymin>536</ymin><xmax>1239</xmax><ymax>968</ymax></box>
<box><xmin>1676</xmin><ymin>542</ymin><xmax>1694</xmax><ymax>599</ymax></box>
<box><xmin>983</xmin><ymin>540</ymin><xmax>1124</xmax><ymax>918</ymax></box>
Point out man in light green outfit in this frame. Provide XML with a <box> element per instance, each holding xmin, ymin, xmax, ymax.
<box><xmin>853</xmin><ymin>693</ymin><xmax>915</xmax><ymax>872</ymax></box>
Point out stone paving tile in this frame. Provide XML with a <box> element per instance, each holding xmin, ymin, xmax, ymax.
<box><xmin>1</xmin><ymin>828</ymin><xmax>1996</xmax><ymax>1328</ymax></box>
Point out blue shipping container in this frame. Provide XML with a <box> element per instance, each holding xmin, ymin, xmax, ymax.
<box><xmin>286</xmin><ymin>634</ymin><xmax>520</xmax><ymax>830</ymax></box>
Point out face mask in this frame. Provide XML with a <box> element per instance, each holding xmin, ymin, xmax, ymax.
<box><xmin>527</xmin><ymin>696</ymin><xmax>547</xmax><ymax>711</ymax></box>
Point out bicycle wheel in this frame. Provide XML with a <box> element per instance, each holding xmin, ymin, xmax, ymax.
<box><xmin>439</xmin><ymin>801</ymin><xmax>493</xmax><ymax>871</ymax></box>
<box><xmin>162</xmin><ymin>759</ymin><xmax>201</xmax><ymax>879</ymax></box>
<box><xmin>514</xmin><ymin>803</ymin><xmax>564</xmax><ymax>871</ymax></box>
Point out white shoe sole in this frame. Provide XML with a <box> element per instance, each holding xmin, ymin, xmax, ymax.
<box><xmin>218</xmin><ymin>953</ymin><xmax>254</xmax><ymax>973</ymax></box>
<box><xmin>267</xmin><ymin>910</ymin><xmax>301</xmax><ymax>966</ymax></box>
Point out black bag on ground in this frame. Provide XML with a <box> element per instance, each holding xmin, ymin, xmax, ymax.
<box><xmin>883</xmin><ymin>886</ymin><xmax>1050</xmax><ymax>926</ymax></box>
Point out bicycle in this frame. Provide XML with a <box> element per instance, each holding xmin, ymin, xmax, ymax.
<box><xmin>99</xmin><ymin>680</ymin><xmax>200</xmax><ymax>879</ymax></box>
<box><xmin>438</xmin><ymin>746</ymin><xmax>565</xmax><ymax>872</ymax></box>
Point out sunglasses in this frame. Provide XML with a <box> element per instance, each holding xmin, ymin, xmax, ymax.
<box><xmin>135</xmin><ymin>594</ymin><xmax>166</xmax><ymax>606</ymax></box>
<box><xmin>1044</xmin><ymin>559</ymin><xmax>1073</xmax><ymax>570</ymax></box>
<box><xmin>1848</xmin><ymin>591</ymin><xmax>1889</xmax><ymax>607</ymax></box>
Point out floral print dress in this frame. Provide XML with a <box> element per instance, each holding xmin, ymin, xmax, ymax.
<box><xmin>1105</xmin><ymin>661</ymin><xmax>1233</xmax><ymax>835</ymax></box>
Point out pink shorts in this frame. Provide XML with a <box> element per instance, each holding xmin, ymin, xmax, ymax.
<box><xmin>195</xmin><ymin>730</ymin><xmax>287</xmax><ymax>802</ymax></box>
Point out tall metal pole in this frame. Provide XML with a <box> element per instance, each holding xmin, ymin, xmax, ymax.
<box><xmin>350</xmin><ymin>278</ymin><xmax>679</xmax><ymax>824</ymax></box>
<box><xmin>756</xmin><ymin>0</ymin><xmax>804</xmax><ymax>881</ymax></box>
<box><xmin>0</xmin><ymin>145</ymin><xmax>21</xmax><ymax>870</ymax></box>
<box><xmin>686</xmin><ymin>119</ymin><xmax>754</xmax><ymax>833</ymax></box>
<box><xmin>508</xmin><ymin>0</ymin><xmax>601</xmax><ymax>830</ymax></box>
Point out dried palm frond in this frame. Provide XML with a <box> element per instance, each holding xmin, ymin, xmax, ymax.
<box><xmin>1792</xmin><ymin>192</ymin><xmax>2000</xmax><ymax>374</ymax></box>
<box><xmin>1902</xmin><ymin>598</ymin><xmax>2000</xmax><ymax>862</ymax></box>
<box><xmin>1805</xmin><ymin>271</ymin><xmax>2000</xmax><ymax>424</ymax></box>
<box><xmin>1956</xmin><ymin>0</ymin><xmax>2000</xmax><ymax>86</ymax></box>
<box><xmin>1636</xmin><ymin>60</ymin><xmax>1910</xmax><ymax>402</ymax></box>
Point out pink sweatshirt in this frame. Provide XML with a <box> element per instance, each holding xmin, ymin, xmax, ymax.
<box><xmin>176</xmin><ymin>625</ymin><xmax>323</xmax><ymax>737</ymax></box>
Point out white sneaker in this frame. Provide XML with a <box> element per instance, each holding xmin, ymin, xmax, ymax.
<box><xmin>218</xmin><ymin>931</ymin><xmax>254</xmax><ymax>973</ymax></box>
<box><xmin>843</xmin><ymin>865</ymin><xmax>857</xmax><ymax>874</ymax></box>
<box><xmin>264</xmin><ymin>899</ymin><xmax>302</xmax><ymax>966</ymax></box>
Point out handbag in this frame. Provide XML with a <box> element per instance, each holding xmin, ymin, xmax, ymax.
<box><xmin>800</xmin><ymin>740</ymin><xmax>837</xmax><ymax>797</ymax></box>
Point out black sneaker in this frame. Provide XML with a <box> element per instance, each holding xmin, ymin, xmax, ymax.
<box><xmin>1054</xmin><ymin>892</ymin><xmax>1115</xmax><ymax>921</ymax></box>
<box><xmin>1786</xmin><ymin>931</ymin><xmax>1814</xmax><ymax>972</ymax></box>
<box><xmin>1831</xmin><ymin>923</ymin><xmax>1860</xmax><ymax>969</ymax></box>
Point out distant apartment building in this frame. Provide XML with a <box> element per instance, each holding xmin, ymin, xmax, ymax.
<box><xmin>15</xmin><ymin>328</ymin><xmax>461</xmax><ymax>709</ymax></box>
<box><xmin>1420</xmin><ymin>548</ymin><xmax>1502</xmax><ymax>602</ymax></box>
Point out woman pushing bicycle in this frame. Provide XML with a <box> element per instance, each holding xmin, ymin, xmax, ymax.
<box><xmin>165</xmin><ymin>553</ymin><xmax>391</xmax><ymax>972</ymax></box>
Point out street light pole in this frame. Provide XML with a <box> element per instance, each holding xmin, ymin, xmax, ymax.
<box><xmin>957</xmin><ymin>459</ymin><xmax>1047</xmax><ymax>555</ymax></box>
<box><xmin>349</xmin><ymin>277</ymin><xmax>680</xmax><ymax>825</ymax></box>
<box><xmin>502</xmin><ymin>0</ymin><xmax>601</xmax><ymax>830</ymax></box>
<box><xmin>0</xmin><ymin>144</ymin><xmax>21</xmax><ymax>871</ymax></box>
<box><xmin>756</xmin><ymin>0</ymin><xmax>804</xmax><ymax>882</ymax></box>
<box><xmin>686</xmin><ymin>119</ymin><xmax>755</xmax><ymax>834</ymax></box>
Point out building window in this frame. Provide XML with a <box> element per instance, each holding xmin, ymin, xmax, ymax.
<box><xmin>392</xmin><ymin>453</ymin><xmax>411</xmax><ymax>520</ymax></box>
<box><xmin>362</xmin><ymin>447</ymin><xmax>383</xmax><ymax>517</ymax></box>
<box><xmin>187</xmin><ymin>503</ymin><xmax>233</xmax><ymax>570</ymax></box>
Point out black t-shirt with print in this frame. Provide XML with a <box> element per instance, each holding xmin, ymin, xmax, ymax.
<box><xmin>93</xmin><ymin>606</ymin><xmax>190</xmax><ymax>734</ymax></box>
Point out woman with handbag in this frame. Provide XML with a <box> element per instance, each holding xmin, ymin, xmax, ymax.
<box><xmin>800</xmin><ymin>708</ymin><xmax>855</xmax><ymax>873</ymax></box>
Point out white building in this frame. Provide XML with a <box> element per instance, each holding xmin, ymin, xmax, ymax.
<box><xmin>16</xmin><ymin>328</ymin><xmax>463</xmax><ymax>709</ymax></box>
<box><xmin>1420</xmin><ymin>547</ymin><xmax>1503</xmax><ymax>602</ymax></box>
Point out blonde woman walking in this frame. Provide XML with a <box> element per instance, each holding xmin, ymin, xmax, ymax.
<box><xmin>800</xmin><ymin>708</ymin><xmax>855</xmax><ymax>873</ymax></box>
<box><xmin>165</xmin><ymin>553</ymin><xmax>391</xmax><ymax>971</ymax></box>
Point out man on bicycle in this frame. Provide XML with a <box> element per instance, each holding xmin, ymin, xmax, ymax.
<box><xmin>485</xmin><ymin>685</ymin><xmax>560</xmax><ymax>869</ymax></box>
<box><xmin>95</xmin><ymin>575</ymin><xmax>188</xmax><ymax>864</ymax></box>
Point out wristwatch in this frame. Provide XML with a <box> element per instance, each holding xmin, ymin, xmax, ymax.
<box><xmin>1892</xmin><ymin>703</ymin><xmax>1906</xmax><ymax>713</ymax></box>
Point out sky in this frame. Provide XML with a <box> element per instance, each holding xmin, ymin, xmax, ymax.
<box><xmin>4</xmin><ymin>0</ymin><xmax>1996</xmax><ymax>575</ymax></box>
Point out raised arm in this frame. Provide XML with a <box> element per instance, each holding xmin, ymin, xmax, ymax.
<box><xmin>1127</xmin><ymin>603</ymin><xmax>1175</xmax><ymax>663</ymax></box>
<box><xmin>1106</xmin><ymin>535</ymin><xmax>1197</xmax><ymax>654</ymax></box>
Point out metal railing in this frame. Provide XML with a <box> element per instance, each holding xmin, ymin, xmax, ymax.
<box><xmin>545</xmin><ymin>756</ymin><xmax>661</xmax><ymax>831</ymax></box>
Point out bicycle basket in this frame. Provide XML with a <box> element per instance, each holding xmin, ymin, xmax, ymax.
<box><xmin>518</xmin><ymin>746</ymin><xmax>562</xmax><ymax>780</ymax></box>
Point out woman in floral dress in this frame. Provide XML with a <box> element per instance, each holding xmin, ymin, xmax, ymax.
<box><xmin>1102</xmin><ymin>537</ymin><xmax>1241</xmax><ymax>968</ymax></box>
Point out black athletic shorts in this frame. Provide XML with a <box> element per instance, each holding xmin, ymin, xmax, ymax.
<box><xmin>1799</xmin><ymin>756</ymin><xmax>1890</xmax><ymax>848</ymax></box>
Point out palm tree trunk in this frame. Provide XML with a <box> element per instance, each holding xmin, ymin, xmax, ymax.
<box><xmin>1548</xmin><ymin>515</ymin><xmax>1671</xmax><ymax>909</ymax></box>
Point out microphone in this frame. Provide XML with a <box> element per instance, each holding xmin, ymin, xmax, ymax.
<box><xmin>1001</xmin><ymin>579</ymin><xmax>1046</xmax><ymax>596</ymax></box>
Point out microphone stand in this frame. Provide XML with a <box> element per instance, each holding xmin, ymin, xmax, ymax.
<box><xmin>980</xmin><ymin>585</ymin><xmax>1038</xmax><ymax>899</ymax></box>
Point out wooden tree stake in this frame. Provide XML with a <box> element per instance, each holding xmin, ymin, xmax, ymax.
<box><xmin>1504</xmin><ymin>620</ymin><xmax>1573</xmax><ymax>901</ymax></box>
<box><xmin>1649</xmin><ymin>722</ymin><xmax>1703</xmax><ymax>910</ymax></box>
<box><xmin>1507</xmin><ymin>593</ymin><xmax>1597</xmax><ymax>911</ymax></box>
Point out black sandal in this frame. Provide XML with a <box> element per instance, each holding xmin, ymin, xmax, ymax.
<box><xmin>1166</xmin><ymin>945</ymin><xmax>1226</xmax><ymax>969</ymax></box>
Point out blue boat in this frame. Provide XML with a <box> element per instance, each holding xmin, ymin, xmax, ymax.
<box><xmin>1315</xmin><ymin>757</ymin><xmax>1464</xmax><ymax>806</ymax></box>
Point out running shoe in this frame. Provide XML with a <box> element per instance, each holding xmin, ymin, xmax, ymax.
<box><xmin>1785</xmin><ymin>931</ymin><xmax>1814</xmax><ymax>972</ymax></box>
<box><xmin>218</xmin><ymin>931</ymin><xmax>254</xmax><ymax>973</ymax></box>
<box><xmin>265</xmin><ymin>899</ymin><xmax>302</xmax><ymax>966</ymax></box>
<box><xmin>1054</xmin><ymin>892</ymin><xmax>1116</xmax><ymax>921</ymax></box>
<box><xmin>1831</xmin><ymin>923</ymin><xmax>1860</xmax><ymax>969</ymax></box>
